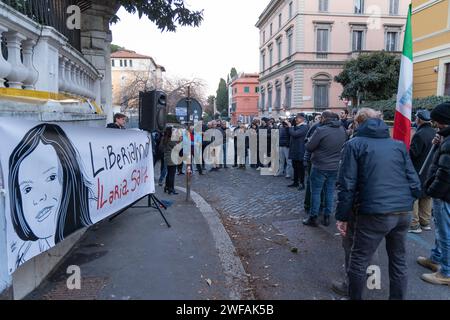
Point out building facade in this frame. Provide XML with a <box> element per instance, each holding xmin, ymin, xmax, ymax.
<box><xmin>412</xmin><ymin>0</ymin><xmax>450</xmax><ymax>98</ymax></box>
<box><xmin>230</xmin><ymin>73</ymin><xmax>260</xmax><ymax>125</ymax></box>
<box><xmin>111</xmin><ymin>50</ymin><xmax>165</xmax><ymax>109</ymax></box>
<box><xmin>256</xmin><ymin>0</ymin><xmax>408</xmax><ymax>117</ymax></box>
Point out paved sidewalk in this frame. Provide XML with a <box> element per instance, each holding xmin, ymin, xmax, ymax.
<box><xmin>26</xmin><ymin>188</ymin><xmax>247</xmax><ymax>300</ymax></box>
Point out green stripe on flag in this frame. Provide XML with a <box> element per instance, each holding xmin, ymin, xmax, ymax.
<box><xmin>403</xmin><ymin>4</ymin><xmax>413</xmax><ymax>60</ymax></box>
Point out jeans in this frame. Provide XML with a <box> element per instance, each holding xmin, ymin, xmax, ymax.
<box><xmin>159</xmin><ymin>162</ymin><xmax>167</xmax><ymax>184</ymax></box>
<box><xmin>348</xmin><ymin>213</ymin><xmax>411</xmax><ymax>300</ymax></box>
<box><xmin>430</xmin><ymin>199</ymin><xmax>450</xmax><ymax>277</ymax></box>
<box><xmin>276</xmin><ymin>146</ymin><xmax>293</xmax><ymax>177</ymax></box>
<box><xmin>309</xmin><ymin>167</ymin><xmax>338</xmax><ymax>217</ymax></box>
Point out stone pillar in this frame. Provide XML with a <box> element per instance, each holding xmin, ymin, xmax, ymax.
<box><xmin>0</xmin><ymin>25</ymin><xmax>11</xmax><ymax>88</ymax></box>
<box><xmin>80</xmin><ymin>1</ymin><xmax>119</xmax><ymax>123</ymax></box>
<box><xmin>22</xmin><ymin>39</ymin><xmax>38</xmax><ymax>90</ymax></box>
<box><xmin>4</xmin><ymin>31</ymin><xmax>28</xmax><ymax>89</ymax></box>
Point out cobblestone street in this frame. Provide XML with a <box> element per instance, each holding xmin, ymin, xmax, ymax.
<box><xmin>188</xmin><ymin>165</ymin><xmax>450</xmax><ymax>300</ymax></box>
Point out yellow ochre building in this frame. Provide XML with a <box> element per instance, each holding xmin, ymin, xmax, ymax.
<box><xmin>413</xmin><ymin>0</ymin><xmax>450</xmax><ymax>97</ymax></box>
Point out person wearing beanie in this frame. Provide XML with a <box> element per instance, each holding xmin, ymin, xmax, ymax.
<box><xmin>419</xmin><ymin>102</ymin><xmax>450</xmax><ymax>286</ymax></box>
<box><xmin>408</xmin><ymin>110</ymin><xmax>436</xmax><ymax>234</ymax></box>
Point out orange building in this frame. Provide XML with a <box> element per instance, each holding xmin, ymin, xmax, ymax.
<box><xmin>230</xmin><ymin>74</ymin><xmax>260</xmax><ymax>125</ymax></box>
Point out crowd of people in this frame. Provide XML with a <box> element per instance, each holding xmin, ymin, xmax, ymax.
<box><xmin>110</xmin><ymin>101</ymin><xmax>450</xmax><ymax>300</ymax></box>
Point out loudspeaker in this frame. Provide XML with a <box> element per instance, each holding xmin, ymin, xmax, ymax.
<box><xmin>139</xmin><ymin>90</ymin><xmax>167</xmax><ymax>132</ymax></box>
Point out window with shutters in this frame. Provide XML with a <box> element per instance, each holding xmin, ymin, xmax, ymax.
<box><xmin>112</xmin><ymin>60</ymin><xmax>115</xmax><ymax>67</ymax></box>
<box><xmin>275</xmin><ymin>83</ymin><xmax>282</xmax><ymax>110</ymax></box>
<box><xmin>269</xmin><ymin>44</ymin><xmax>273</xmax><ymax>67</ymax></box>
<box><xmin>261</xmin><ymin>91</ymin><xmax>265</xmax><ymax>111</ymax></box>
<box><xmin>352</xmin><ymin>30</ymin><xmax>364</xmax><ymax>51</ymax></box>
<box><xmin>120</xmin><ymin>60</ymin><xmax>123</xmax><ymax>67</ymax></box>
<box><xmin>319</xmin><ymin>0</ymin><xmax>329</xmax><ymax>12</ymax></box>
<box><xmin>267</xmin><ymin>86</ymin><xmax>273</xmax><ymax>112</ymax></box>
<box><xmin>312</xmin><ymin>73</ymin><xmax>331</xmax><ymax>110</ymax></box>
<box><xmin>129</xmin><ymin>60</ymin><xmax>133</xmax><ymax>67</ymax></box>
<box><xmin>124</xmin><ymin>59</ymin><xmax>128</xmax><ymax>67</ymax></box>
<box><xmin>389</xmin><ymin>0</ymin><xmax>399</xmax><ymax>15</ymax></box>
<box><xmin>277</xmin><ymin>37</ymin><xmax>282</xmax><ymax>63</ymax></box>
<box><xmin>261</xmin><ymin>50</ymin><xmax>266</xmax><ymax>71</ymax></box>
<box><xmin>445</xmin><ymin>63</ymin><xmax>450</xmax><ymax>96</ymax></box>
<box><xmin>316</xmin><ymin>28</ymin><xmax>329</xmax><ymax>58</ymax></box>
<box><xmin>285</xmin><ymin>80</ymin><xmax>292</xmax><ymax>109</ymax></box>
<box><xmin>385</xmin><ymin>31</ymin><xmax>398</xmax><ymax>51</ymax></box>
<box><xmin>354</xmin><ymin>0</ymin><xmax>364</xmax><ymax>14</ymax></box>
<box><xmin>287</xmin><ymin>28</ymin><xmax>293</xmax><ymax>59</ymax></box>
<box><xmin>314</xmin><ymin>85</ymin><xmax>329</xmax><ymax>110</ymax></box>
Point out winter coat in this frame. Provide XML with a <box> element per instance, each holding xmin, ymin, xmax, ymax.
<box><xmin>335</xmin><ymin>118</ymin><xmax>422</xmax><ymax>222</ymax></box>
<box><xmin>425</xmin><ymin>126</ymin><xmax>450</xmax><ymax>203</ymax></box>
<box><xmin>409</xmin><ymin>123</ymin><xmax>436</xmax><ymax>193</ymax></box>
<box><xmin>305</xmin><ymin>120</ymin><xmax>347</xmax><ymax>171</ymax></box>
<box><xmin>288</xmin><ymin>123</ymin><xmax>309</xmax><ymax>161</ymax></box>
<box><xmin>279</xmin><ymin>126</ymin><xmax>290</xmax><ymax>147</ymax></box>
<box><xmin>163</xmin><ymin>140</ymin><xmax>179</xmax><ymax>166</ymax></box>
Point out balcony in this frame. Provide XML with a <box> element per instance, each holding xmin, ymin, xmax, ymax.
<box><xmin>0</xmin><ymin>0</ymin><xmax>102</xmax><ymax>107</ymax></box>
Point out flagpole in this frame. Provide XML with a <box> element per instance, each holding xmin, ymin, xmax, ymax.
<box><xmin>393</xmin><ymin>4</ymin><xmax>413</xmax><ymax>150</ymax></box>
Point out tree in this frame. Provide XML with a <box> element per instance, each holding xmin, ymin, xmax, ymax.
<box><xmin>111</xmin><ymin>44</ymin><xmax>125</xmax><ymax>53</ymax></box>
<box><xmin>162</xmin><ymin>77</ymin><xmax>208</xmax><ymax>114</ymax></box>
<box><xmin>110</xmin><ymin>0</ymin><xmax>204</xmax><ymax>32</ymax></box>
<box><xmin>216</xmin><ymin>78</ymin><xmax>228</xmax><ymax>115</ymax></box>
<box><xmin>334</xmin><ymin>52</ymin><xmax>400</xmax><ymax>105</ymax></box>
<box><xmin>230</xmin><ymin>67</ymin><xmax>238</xmax><ymax>80</ymax></box>
<box><xmin>205</xmin><ymin>95</ymin><xmax>215</xmax><ymax>116</ymax></box>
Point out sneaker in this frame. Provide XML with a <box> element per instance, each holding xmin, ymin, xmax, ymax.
<box><xmin>421</xmin><ymin>272</ymin><xmax>450</xmax><ymax>286</ymax></box>
<box><xmin>331</xmin><ymin>280</ymin><xmax>349</xmax><ymax>298</ymax></box>
<box><xmin>421</xmin><ymin>224</ymin><xmax>432</xmax><ymax>231</ymax></box>
<box><xmin>408</xmin><ymin>225</ymin><xmax>422</xmax><ymax>234</ymax></box>
<box><xmin>417</xmin><ymin>256</ymin><xmax>440</xmax><ymax>272</ymax></box>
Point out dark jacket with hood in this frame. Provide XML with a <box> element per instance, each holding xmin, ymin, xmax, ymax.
<box><xmin>279</xmin><ymin>125</ymin><xmax>290</xmax><ymax>147</ymax></box>
<box><xmin>410</xmin><ymin>123</ymin><xmax>436</xmax><ymax>188</ymax></box>
<box><xmin>335</xmin><ymin>118</ymin><xmax>422</xmax><ymax>222</ymax></box>
<box><xmin>305</xmin><ymin>120</ymin><xmax>347</xmax><ymax>171</ymax></box>
<box><xmin>425</xmin><ymin>126</ymin><xmax>450</xmax><ymax>203</ymax></box>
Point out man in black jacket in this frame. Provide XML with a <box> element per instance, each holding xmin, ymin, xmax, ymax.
<box><xmin>419</xmin><ymin>102</ymin><xmax>450</xmax><ymax>286</ymax></box>
<box><xmin>335</xmin><ymin>111</ymin><xmax>421</xmax><ymax>300</ymax></box>
<box><xmin>409</xmin><ymin>110</ymin><xmax>436</xmax><ymax>233</ymax></box>
<box><xmin>304</xmin><ymin>111</ymin><xmax>347</xmax><ymax>227</ymax></box>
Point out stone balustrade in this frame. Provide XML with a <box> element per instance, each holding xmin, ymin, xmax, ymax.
<box><xmin>0</xmin><ymin>1</ymin><xmax>102</xmax><ymax>103</ymax></box>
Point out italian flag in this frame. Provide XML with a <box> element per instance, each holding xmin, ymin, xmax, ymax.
<box><xmin>393</xmin><ymin>4</ymin><xmax>413</xmax><ymax>150</ymax></box>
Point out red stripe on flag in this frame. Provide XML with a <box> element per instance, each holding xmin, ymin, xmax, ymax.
<box><xmin>393</xmin><ymin>111</ymin><xmax>411</xmax><ymax>150</ymax></box>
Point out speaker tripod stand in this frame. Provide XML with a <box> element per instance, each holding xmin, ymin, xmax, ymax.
<box><xmin>109</xmin><ymin>193</ymin><xmax>171</xmax><ymax>228</ymax></box>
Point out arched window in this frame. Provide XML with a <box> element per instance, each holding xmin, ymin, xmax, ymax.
<box><xmin>312</xmin><ymin>73</ymin><xmax>331</xmax><ymax>110</ymax></box>
<box><xmin>284</xmin><ymin>76</ymin><xmax>292</xmax><ymax>109</ymax></box>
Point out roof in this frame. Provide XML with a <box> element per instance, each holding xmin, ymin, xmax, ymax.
<box><xmin>111</xmin><ymin>50</ymin><xmax>165</xmax><ymax>71</ymax></box>
<box><xmin>111</xmin><ymin>50</ymin><xmax>152</xmax><ymax>59</ymax></box>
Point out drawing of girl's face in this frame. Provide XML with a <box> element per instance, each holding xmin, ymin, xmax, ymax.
<box><xmin>18</xmin><ymin>143</ymin><xmax>62</xmax><ymax>239</ymax></box>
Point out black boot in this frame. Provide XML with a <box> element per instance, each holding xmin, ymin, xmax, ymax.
<box><xmin>302</xmin><ymin>216</ymin><xmax>318</xmax><ymax>227</ymax></box>
<box><xmin>322</xmin><ymin>215</ymin><xmax>330</xmax><ymax>227</ymax></box>
<box><xmin>288</xmin><ymin>183</ymin><xmax>299</xmax><ymax>188</ymax></box>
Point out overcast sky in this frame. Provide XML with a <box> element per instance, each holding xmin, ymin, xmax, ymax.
<box><xmin>110</xmin><ymin>0</ymin><xmax>269</xmax><ymax>96</ymax></box>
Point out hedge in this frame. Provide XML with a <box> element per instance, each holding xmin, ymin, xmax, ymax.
<box><xmin>358</xmin><ymin>95</ymin><xmax>450</xmax><ymax>120</ymax></box>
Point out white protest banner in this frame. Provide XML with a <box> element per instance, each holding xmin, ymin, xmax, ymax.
<box><xmin>0</xmin><ymin>119</ymin><xmax>155</xmax><ymax>274</ymax></box>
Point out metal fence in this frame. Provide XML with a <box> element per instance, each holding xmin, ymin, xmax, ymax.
<box><xmin>0</xmin><ymin>0</ymin><xmax>92</xmax><ymax>51</ymax></box>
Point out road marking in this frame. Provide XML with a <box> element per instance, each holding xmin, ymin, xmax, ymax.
<box><xmin>176</xmin><ymin>187</ymin><xmax>253</xmax><ymax>300</ymax></box>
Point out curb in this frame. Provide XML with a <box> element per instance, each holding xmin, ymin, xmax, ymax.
<box><xmin>176</xmin><ymin>187</ymin><xmax>253</xmax><ymax>300</ymax></box>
